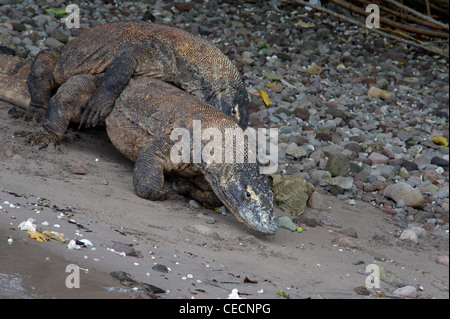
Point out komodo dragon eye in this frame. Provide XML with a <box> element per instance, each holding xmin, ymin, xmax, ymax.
<box><xmin>246</xmin><ymin>192</ymin><xmax>251</xmax><ymax>197</ymax></box>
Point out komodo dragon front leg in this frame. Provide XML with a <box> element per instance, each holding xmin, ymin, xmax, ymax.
<box><xmin>24</xmin><ymin>74</ymin><xmax>101</xmax><ymax>148</ymax></box>
<box><xmin>80</xmin><ymin>50</ymin><xmax>138</xmax><ymax>128</ymax></box>
<box><xmin>131</xmin><ymin>138</ymin><xmax>222</xmax><ymax>206</ymax></box>
<box><xmin>132</xmin><ymin>138</ymin><xmax>173</xmax><ymax>201</ymax></box>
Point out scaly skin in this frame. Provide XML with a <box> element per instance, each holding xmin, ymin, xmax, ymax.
<box><xmin>0</xmin><ymin>54</ymin><xmax>31</xmax><ymax>111</ymax></box>
<box><xmin>26</xmin><ymin>21</ymin><xmax>249</xmax><ymax>129</ymax></box>
<box><xmin>26</xmin><ymin>76</ymin><xmax>277</xmax><ymax>235</ymax></box>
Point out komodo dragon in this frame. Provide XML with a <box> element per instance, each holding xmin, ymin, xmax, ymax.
<box><xmin>25</xmin><ymin>74</ymin><xmax>278</xmax><ymax>235</ymax></box>
<box><xmin>14</xmin><ymin>21</ymin><xmax>249</xmax><ymax>129</ymax></box>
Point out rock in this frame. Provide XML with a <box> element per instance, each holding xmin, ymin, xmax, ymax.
<box><xmin>399</xmin><ymin>229</ymin><xmax>418</xmax><ymax>244</ymax></box>
<box><xmin>316</xmin><ymin>132</ymin><xmax>332</xmax><ymax>142</ymax></box>
<box><xmin>272</xmin><ymin>174</ymin><xmax>313</xmax><ymax>216</ymax></box>
<box><xmin>368</xmin><ymin>152</ymin><xmax>389</xmax><ymax>165</ymax></box>
<box><xmin>292</xmin><ymin>108</ymin><xmax>310</xmax><ymax>120</ymax></box>
<box><xmin>311</xmin><ymin>170</ymin><xmax>331</xmax><ymax>186</ymax></box>
<box><xmin>174</xmin><ymin>2</ymin><xmax>193</xmax><ymax>12</ymax></box>
<box><xmin>293</xmin><ymin>212</ymin><xmax>320</xmax><ymax>227</ymax></box>
<box><xmin>183</xmin><ymin>225</ymin><xmax>221</xmax><ymax>240</ymax></box>
<box><xmin>398</xmin><ymin>167</ymin><xmax>410</xmax><ymax>179</ymax></box>
<box><xmin>436</xmin><ymin>256</ymin><xmax>449</xmax><ymax>267</ymax></box>
<box><xmin>326</xmin><ymin>107</ymin><xmax>346</xmax><ymax>119</ymax></box>
<box><xmin>374</xmin><ymin>262</ymin><xmax>404</xmax><ymax>288</ymax></box>
<box><xmin>320</xmin><ymin>215</ymin><xmax>341</xmax><ymax>228</ymax></box>
<box><xmin>286</xmin><ymin>143</ymin><xmax>307</xmax><ymax>159</ymax></box>
<box><xmin>423</xmin><ymin>170</ymin><xmax>439</xmax><ymax>182</ymax></box>
<box><xmin>44</xmin><ymin>37</ymin><xmax>64</xmax><ymax>49</ymax></box>
<box><xmin>152</xmin><ymin>264</ymin><xmax>169</xmax><ymax>273</ymax></box>
<box><xmin>328</xmin><ymin>184</ymin><xmax>345</xmax><ymax>195</ymax></box>
<box><xmin>354</xmin><ymin>286</ymin><xmax>371</xmax><ymax>296</ymax></box>
<box><xmin>432</xmin><ymin>188</ymin><xmax>449</xmax><ymax>200</ymax></box>
<box><xmin>306</xmin><ymin>63</ymin><xmax>324</xmax><ymax>75</ymax></box>
<box><xmin>368</xmin><ymin>86</ymin><xmax>393</xmax><ymax>100</ymax></box>
<box><xmin>344</xmin><ymin>142</ymin><xmax>362</xmax><ymax>154</ymax></box>
<box><xmin>326</xmin><ymin>154</ymin><xmax>350</xmax><ymax>177</ymax></box>
<box><xmin>189</xmin><ymin>199</ymin><xmax>202</xmax><ymax>209</ymax></box>
<box><xmin>414</xmin><ymin>154</ymin><xmax>431</xmax><ymax>166</ymax></box>
<box><xmin>50</xmin><ymin>28</ymin><xmax>69</xmax><ymax>43</ymax></box>
<box><xmin>396</xmin><ymin>199</ymin><xmax>406</xmax><ymax>208</ymax></box>
<box><xmin>383</xmin><ymin>182</ymin><xmax>424</xmax><ymax>209</ymax></box>
<box><xmin>330</xmin><ymin>176</ymin><xmax>354</xmax><ymax>190</ymax></box>
<box><xmin>307</xmin><ymin>191</ymin><xmax>327</xmax><ymax>211</ymax></box>
<box><xmin>402</xmin><ymin>160</ymin><xmax>419</xmax><ymax>172</ymax></box>
<box><xmin>431</xmin><ymin>156</ymin><xmax>449</xmax><ymax>168</ymax></box>
<box><xmin>278</xmin><ymin>216</ymin><xmax>297</xmax><ymax>231</ymax></box>
<box><xmin>410</xmin><ymin>226</ymin><xmax>427</xmax><ymax>238</ymax></box>
<box><xmin>268</xmin><ymin>83</ymin><xmax>283</xmax><ymax>93</ymax></box>
<box><xmin>393</xmin><ymin>286</ymin><xmax>418</xmax><ymax>298</ymax></box>
<box><xmin>111</xmin><ymin>242</ymin><xmax>143</xmax><ymax>258</ymax></box>
<box><xmin>331</xmin><ymin>235</ymin><xmax>357</xmax><ymax>248</ymax></box>
<box><xmin>69</xmin><ymin>164</ymin><xmax>87</xmax><ymax>175</ymax></box>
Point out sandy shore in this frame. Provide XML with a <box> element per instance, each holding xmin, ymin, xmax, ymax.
<box><xmin>1</xmin><ymin>101</ymin><xmax>448</xmax><ymax>299</ymax></box>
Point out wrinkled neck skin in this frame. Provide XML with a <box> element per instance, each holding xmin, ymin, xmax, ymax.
<box><xmin>206</xmin><ymin>85</ymin><xmax>250</xmax><ymax>130</ymax></box>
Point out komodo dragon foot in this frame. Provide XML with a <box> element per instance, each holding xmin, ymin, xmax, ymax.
<box><xmin>22</xmin><ymin>107</ymin><xmax>46</xmax><ymax>122</ymax></box>
<box><xmin>9</xmin><ymin>106</ymin><xmax>46</xmax><ymax>122</ymax></box>
<box><xmin>8</xmin><ymin>106</ymin><xmax>25</xmax><ymax>119</ymax></box>
<box><xmin>18</xmin><ymin>128</ymin><xmax>60</xmax><ymax>149</ymax></box>
<box><xmin>173</xmin><ymin>179</ymin><xmax>223</xmax><ymax>208</ymax></box>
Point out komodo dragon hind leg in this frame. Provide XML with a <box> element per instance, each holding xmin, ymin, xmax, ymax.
<box><xmin>133</xmin><ymin>138</ymin><xmax>174</xmax><ymax>201</ymax></box>
<box><xmin>25</xmin><ymin>74</ymin><xmax>101</xmax><ymax>149</ymax></box>
<box><xmin>24</xmin><ymin>48</ymin><xmax>61</xmax><ymax>122</ymax></box>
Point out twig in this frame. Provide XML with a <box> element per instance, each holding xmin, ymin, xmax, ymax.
<box><xmin>282</xmin><ymin>0</ymin><xmax>449</xmax><ymax>59</ymax></box>
<box><xmin>330</xmin><ymin>0</ymin><xmax>449</xmax><ymax>38</ymax></box>
<box><xmin>425</xmin><ymin>0</ymin><xmax>431</xmax><ymax>17</ymax></box>
<box><xmin>378</xmin><ymin>27</ymin><xmax>424</xmax><ymax>43</ymax></box>
<box><xmin>385</xmin><ymin>0</ymin><xmax>449</xmax><ymax>31</ymax></box>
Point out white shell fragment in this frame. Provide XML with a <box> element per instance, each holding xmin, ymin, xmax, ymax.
<box><xmin>78</xmin><ymin>239</ymin><xmax>93</xmax><ymax>247</ymax></box>
<box><xmin>67</xmin><ymin>239</ymin><xmax>82</xmax><ymax>250</ymax></box>
<box><xmin>18</xmin><ymin>218</ymin><xmax>37</xmax><ymax>232</ymax></box>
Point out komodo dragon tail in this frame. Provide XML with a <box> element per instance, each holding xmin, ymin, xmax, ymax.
<box><xmin>0</xmin><ymin>54</ymin><xmax>31</xmax><ymax>109</ymax></box>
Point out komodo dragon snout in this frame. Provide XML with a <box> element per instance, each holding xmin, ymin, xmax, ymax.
<box><xmin>206</xmin><ymin>164</ymin><xmax>278</xmax><ymax>235</ymax></box>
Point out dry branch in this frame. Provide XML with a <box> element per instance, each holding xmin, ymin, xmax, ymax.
<box><xmin>385</xmin><ymin>0</ymin><xmax>449</xmax><ymax>31</ymax></box>
<box><xmin>283</xmin><ymin>0</ymin><xmax>449</xmax><ymax>59</ymax></box>
<box><xmin>352</xmin><ymin>0</ymin><xmax>446</xmax><ymax>30</ymax></box>
<box><xmin>329</xmin><ymin>0</ymin><xmax>449</xmax><ymax>38</ymax></box>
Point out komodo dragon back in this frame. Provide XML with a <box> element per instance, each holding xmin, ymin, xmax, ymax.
<box><xmin>28</xmin><ymin>21</ymin><xmax>249</xmax><ymax>129</ymax></box>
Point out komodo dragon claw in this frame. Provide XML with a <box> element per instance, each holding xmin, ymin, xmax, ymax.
<box><xmin>22</xmin><ymin>129</ymin><xmax>60</xmax><ymax>149</ymax></box>
<box><xmin>8</xmin><ymin>106</ymin><xmax>45</xmax><ymax>123</ymax></box>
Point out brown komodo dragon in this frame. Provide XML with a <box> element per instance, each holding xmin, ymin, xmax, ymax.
<box><xmin>25</xmin><ymin>74</ymin><xmax>278</xmax><ymax>235</ymax></box>
<box><xmin>14</xmin><ymin>21</ymin><xmax>249</xmax><ymax>129</ymax></box>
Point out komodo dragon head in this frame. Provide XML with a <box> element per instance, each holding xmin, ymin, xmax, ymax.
<box><xmin>204</xmin><ymin>162</ymin><xmax>278</xmax><ymax>235</ymax></box>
